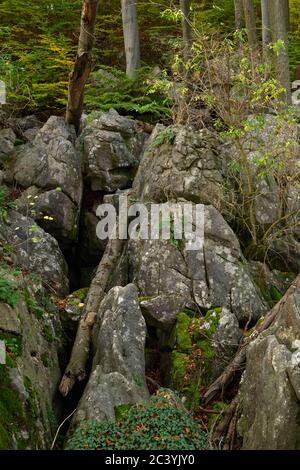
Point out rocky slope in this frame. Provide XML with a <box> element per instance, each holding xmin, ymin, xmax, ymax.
<box><xmin>0</xmin><ymin>109</ymin><xmax>299</xmax><ymax>449</ymax></box>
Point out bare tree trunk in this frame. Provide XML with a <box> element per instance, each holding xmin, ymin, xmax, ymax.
<box><xmin>261</xmin><ymin>0</ymin><xmax>271</xmax><ymax>55</ymax></box>
<box><xmin>234</xmin><ymin>0</ymin><xmax>244</xmax><ymax>30</ymax></box>
<box><xmin>66</xmin><ymin>0</ymin><xmax>99</xmax><ymax>133</ymax></box>
<box><xmin>180</xmin><ymin>0</ymin><xmax>193</xmax><ymax>61</ymax></box>
<box><xmin>242</xmin><ymin>0</ymin><xmax>259</xmax><ymax>52</ymax></box>
<box><xmin>269</xmin><ymin>0</ymin><xmax>291</xmax><ymax>104</ymax></box>
<box><xmin>59</xmin><ymin>237</ymin><xmax>125</xmax><ymax>396</ymax></box>
<box><xmin>121</xmin><ymin>0</ymin><xmax>140</xmax><ymax>78</ymax></box>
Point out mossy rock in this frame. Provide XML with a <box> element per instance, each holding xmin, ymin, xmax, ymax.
<box><xmin>0</xmin><ymin>364</ymin><xmax>38</xmax><ymax>449</ymax></box>
<box><xmin>174</xmin><ymin>312</ymin><xmax>193</xmax><ymax>352</ymax></box>
<box><xmin>66</xmin><ymin>287</ymin><xmax>89</xmax><ymax>307</ymax></box>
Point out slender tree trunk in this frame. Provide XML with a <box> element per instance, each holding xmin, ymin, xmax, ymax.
<box><xmin>261</xmin><ymin>0</ymin><xmax>271</xmax><ymax>55</ymax></box>
<box><xmin>121</xmin><ymin>0</ymin><xmax>140</xmax><ymax>78</ymax></box>
<box><xmin>269</xmin><ymin>0</ymin><xmax>291</xmax><ymax>104</ymax></box>
<box><xmin>242</xmin><ymin>0</ymin><xmax>259</xmax><ymax>52</ymax></box>
<box><xmin>234</xmin><ymin>0</ymin><xmax>244</xmax><ymax>31</ymax></box>
<box><xmin>66</xmin><ymin>0</ymin><xmax>99</xmax><ymax>133</ymax></box>
<box><xmin>180</xmin><ymin>0</ymin><xmax>193</xmax><ymax>61</ymax></box>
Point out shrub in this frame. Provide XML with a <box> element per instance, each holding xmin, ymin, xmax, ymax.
<box><xmin>66</xmin><ymin>389</ymin><xmax>208</xmax><ymax>450</ymax></box>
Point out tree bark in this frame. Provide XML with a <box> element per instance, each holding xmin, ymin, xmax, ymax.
<box><xmin>180</xmin><ymin>0</ymin><xmax>193</xmax><ymax>62</ymax></box>
<box><xmin>121</xmin><ymin>0</ymin><xmax>140</xmax><ymax>78</ymax></box>
<box><xmin>66</xmin><ymin>0</ymin><xmax>99</xmax><ymax>133</ymax></box>
<box><xmin>234</xmin><ymin>0</ymin><xmax>244</xmax><ymax>31</ymax></box>
<box><xmin>242</xmin><ymin>0</ymin><xmax>259</xmax><ymax>52</ymax></box>
<box><xmin>269</xmin><ymin>0</ymin><xmax>291</xmax><ymax>104</ymax></box>
<box><xmin>261</xmin><ymin>0</ymin><xmax>271</xmax><ymax>54</ymax></box>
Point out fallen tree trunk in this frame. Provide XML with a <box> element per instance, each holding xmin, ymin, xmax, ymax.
<box><xmin>59</xmin><ymin>237</ymin><xmax>125</xmax><ymax>396</ymax></box>
<box><xmin>203</xmin><ymin>274</ymin><xmax>300</xmax><ymax>404</ymax></box>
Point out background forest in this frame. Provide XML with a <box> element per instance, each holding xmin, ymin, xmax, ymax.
<box><xmin>0</xmin><ymin>0</ymin><xmax>299</xmax><ymax>119</ymax></box>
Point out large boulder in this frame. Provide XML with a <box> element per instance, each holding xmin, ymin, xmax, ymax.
<box><xmin>128</xmin><ymin>204</ymin><xmax>267</xmax><ymax>326</ymax></box>
<box><xmin>81</xmin><ymin>109</ymin><xmax>148</xmax><ymax>192</ymax></box>
<box><xmin>71</xmin><ymin>284</ymin><xmax>149</xmax><ymax>429</ymax></box>
<box><xmin>8</xmin><ymin>116</ymin><xmax>82</xmax><ymax>205</ymax></box>
<box><xmin>14</xmin><ymin>186</ymin><xmax>79</xmax><ymax>248</ymax></box>
<box><xmin>238</xmin><ymin>278</ymin><xmax>300</xmax><ymax>449</ymax></box>
<box><xmin>133</xmin><ymin>125</ymin><xmax>230</xmax><ymax>212</ymax></box>
<box><xmin>0</xmin><ymin>128</ymin><xmax>16</xmax><ymax>160</ymax></box>
<box><xmin>4</xmin><ymin>116</ymin><xmax>82</xmax><ymax>245</ymax></box>
<box><xmin>0</xmin><ymin>210</ymin><xmax>69</xmax><ymax>296</ymax></box>
<box><xmin>0</xmin><ymin>268</ymin><xmax>63</xmax><ymax>449</ymax></box>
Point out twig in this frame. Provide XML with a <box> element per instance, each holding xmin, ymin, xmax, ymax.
<box><xmin>50</xmin><ymin>408</ymin><xmax>77</xmax><ymax>450</ymax></box>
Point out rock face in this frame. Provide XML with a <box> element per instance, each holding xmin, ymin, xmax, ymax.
<box><xmin>128</xmin><ymin>204</ymin><xmax>267</xmax><ymax>326</ymax></box>
<box><xmin>0</xmin><ymin>128</ymin><xmax>16</xmax><ymax>159</ymax></box>
<box><xmin>238</xmin><ymin>280</ymin><xmax>300</xmax><ymax>449</ymax></box>
<box><xmin>71</xmin><ymin>284</ymin><xmax>149</xmax><ymax>429</ymax></box>
<box><xmin>0</xmin><ymin>272</ymin><xmax>63</xmax><ymax>449</ymax></box>
<box><xmin>0</xmin><ymin>210</ymin><xmax>69</xmax><ymax>296</ymax></box>
<box><xmin>81</xmin><ymin>109</ymin><xmax>148</xmax><ymax>192</ymax></box>
<box><xmin>5</xmin><ymin>116</ymin><xmax>82</xmax><ymax>245</ymax></box>
<box><xmin>133</xmin><ymin>125</ymin><xmax>230</xmax><ymax>212</ymax></box>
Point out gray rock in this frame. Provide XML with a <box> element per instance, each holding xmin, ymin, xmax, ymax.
<box><xmin>71</xmin><ymin>284</ymin><xmax>148</xmax><ymax>428</ymax></box>
<box><xmin>0</xmin><ymin>210</ymin><xmax>69</xmax><ymax>296</ymax></box>
<box><xmin>23</xmin><ymin>127</ymin><xmax>40</xmax><ymax>142</ymax></box>
<box><xmin>9</xmin><ymin>116</ymin><xmax>82</xmax><ymax>205</ymax></box>
<box><xmin>82</xmin><ymin>127</ymin><xmax>139</xmax><ymax>192</ymax></box>
<box><xmin>0</xmin><ymin>128</ymin><xmax>16</xmax><ymax>158</ymax></box>
<box><xmin>140</xmin><ymin>293</ymin><xmax>188</xmax><ymax>332</ymax></box>
<box><xmin>211</xmin><ymin>307</ymin><xmax>242</xmax><ymax>378</ymax></box>
<box><xmin>92</xmin><ymin>108</ymin><xmax>137</xmax><ymax>136</ymax></box>
<box><xmin>15</xmin><ymin>187</ymin><xmax>80</xmax><ymax>247</ymax></box>
<box><xmin>238</xmin><ymin>281</ymin><xmax>300</xmax><ymax>449</ymax></box>
<box><xmin>0</xmin><ymin>275</ymin><xmax>63</xmax><ymax>449</ymax></box>
<box><xmin>0</xmin><ymin>302</ymin><xmax>22</xmax><ymax>334</ymax></box>
<box><xmin>127</xmin><ymin>204</ymin><xmax>267</xmax><ymax>325</ymax></box>
<box><xmin>133</xmin><ymin>125</ymin><xmax>230</xmax><ymax>212</ymax></box>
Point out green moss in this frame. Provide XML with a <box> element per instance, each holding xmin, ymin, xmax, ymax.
<box><xmin>24</xmin><ymin>290</ymin><xmax>44</xmax><ymax>319</ymax></box>
<box><xmin>208</xmin><ymin>401</ymin><xmax>229</xmax><ymax>430</ymax></box>
<box><xmin>0</xmin><ymin>277</ymin><xmax>20</xmax><ymax>308</ymax></box>
<box><xmin>138</xmin><ymin>296</ymin><xmax>156</xmax><ymax>302</ymax></box>
<box><xmin>41</xmin><ymin>352</ymin><xmax>50</xmax><ymax>368</ymax></box>
<box><xmin>175</xmin><ymin>312</ymin><xmax>192</xmax><ymax>352</ymax></box>
<box><xmin>66</xmin><ymin>287</ymin><xmax>88</xmax><ymax>306</ymax></box>
<box><xmin>0</xmin><ymin>332</ymin><xmax>22</xmax><ymax>357</ymax></box>
<box><xmin>42</xmin><ymin>325</ymin><xmax>56</xmax><ymax>343</ymax></box>
<box><xmin>169</xmin><ymin>308</ymin><xmax>223</xmax><ymax>409</ymax></box>
<box><xmin>114</xmin><ymin>404</ymin><xmax>133</xmax><ymax>422</ymax></box>
<box><xmin>171</xmin><ymin>351</ymin><xmax>189</xmax><ymax>390</ymax></box>
<box><xmin>0</xmin><ymin>364</ymin><xmax>27</xmax><ymax>449</ymax></box>
<box><xmin>270</xmin><ymin>285</ymin><xmax>283</xmax><ymax>302</ymax></box>
<box><xmin>203</xmin><ymin>307</ymin><xmax>222</xmax><ymax>336</ymax></box>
